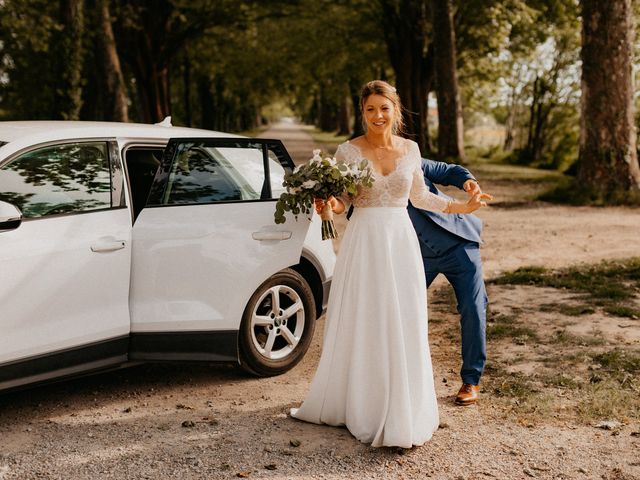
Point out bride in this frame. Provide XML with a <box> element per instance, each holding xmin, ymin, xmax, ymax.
<box><xmin>291</xmin><ymin>80</ymin><xmax>490</xmax><ymax>448</ymax></box>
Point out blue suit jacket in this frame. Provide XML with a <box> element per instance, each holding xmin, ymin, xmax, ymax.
<box><xmin>407</xmin><ymin>159</ymin><xmax>483</xmax><ymax>256</ymax></box>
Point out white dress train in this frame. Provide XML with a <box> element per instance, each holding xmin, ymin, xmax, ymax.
<box><xmin>291</xmin><ymin>140</ymin><xmax>449</xmax><ymax>448</ymax></box>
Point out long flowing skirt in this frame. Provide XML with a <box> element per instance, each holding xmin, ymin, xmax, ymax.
<box><xmin>291</xmin><ymin>207</ymin><xmax>439</xmax><ymax>448</ymax></box>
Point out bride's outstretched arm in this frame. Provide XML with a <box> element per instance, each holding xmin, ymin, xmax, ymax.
<box><xmin>410</xmin><ymin>164</ymin><xmax>452</xmax><ymax>212</ymax></box>
<box><xmin>410</xmin><ymin>156</ymin><xmax>491</xmax><ymax>214</ymax></box>
<box><xmin>444</xmin><ymin>193</ymin><xmax>492</xmax><ymax>214</ymax></box>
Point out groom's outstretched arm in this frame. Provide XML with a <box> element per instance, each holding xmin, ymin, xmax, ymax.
<box><xmin>421</xmin><ymin>158</ymin><xmax>477</xmax><ymax>190</ymax></box>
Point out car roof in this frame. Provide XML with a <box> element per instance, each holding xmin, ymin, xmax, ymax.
<box><xmin>0</xmin><ymin>120</ymin><xmax>242</xmax><ymax>160</ymax></box>
<box><xmin>0</xmin><ymin>120</ymin><xmax>233</xmax><ymax>143</ymax></box>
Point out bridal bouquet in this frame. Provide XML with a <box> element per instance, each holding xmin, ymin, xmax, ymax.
<box><xmin>274</xmin><ymin>149</ymin><xmax>373</xmax><ymax>240</ymax></box>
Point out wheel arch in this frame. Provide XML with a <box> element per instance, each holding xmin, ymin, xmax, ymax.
<box><xmin>291</xmin><ymin>251</ymin><xmax>325</xmax><ymax>319</ymax></box>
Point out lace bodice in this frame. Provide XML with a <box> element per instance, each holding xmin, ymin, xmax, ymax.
<box><xmin>335</xmin><ymin>141</ymin><xmax>449</xmax><ymax>212</ymax></box>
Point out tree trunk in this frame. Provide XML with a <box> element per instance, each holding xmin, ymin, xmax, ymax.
<box><xmin>317</xmin><ymin>84</ymin><xmax>336</xmax><ymax>131</ymax></box>
<box><xmin>432</xmin><ymin>0</ymin><xmax>464</xmax><ymax>161</ymax></box>
<box><xmin>197</xmin><ymin>74</ymin><xmax>215</xmax><ymax>130</ymax></box>
<box><xmin>214</xmin><ymin>76</ymin><xmax>226</xmax><ymax>130</ymax></box>
<box><xmin>349</xmin><ymin>77</ymin><xmax>364</xmax><ymax>139</ymax></box>
<box><xmin>131</xmin><ymin>48</ymin><xmax>171</xmax><ymax>123</ymax></box>
<box><xmin>521</xmin><ymin>76</ymin><xmax>541</xmax><ymax>164</ymax></box>
<box><xmin>52</xmin><ymin>0</ymin><xmax>84</xmax><ymax>120</ymax></box>
<box><xmin>98</xmin><ymin>0</ymin><xmax>128</xmax><ymax>122</ymax></box>
<box><xmin>183</xmin><ymin>55</ymin><xmax>192</xmax><ymax>127</ymax></box>
<box><xmin>578</xmin><ymin>0</ymin><xmax>640</xmax><ymax>201</ymax></box>
<box><xmin>337</xmin><ymin>88</ymin><xmax>351</xmax><ymax>136</ymax></box>
<box><xmin>380</xmin><ymin>0</ymin><xmax>434</xmax><ymax>154</ymax></box>
<box><xmin>503</xmin><ymin>82</ymin><xmax>520</xmax><ymax>151</ymax></box>
<box><xmin>114</xmin><ymin>0</ymin><xmax>176</xmax><ymax>124</ymax></box>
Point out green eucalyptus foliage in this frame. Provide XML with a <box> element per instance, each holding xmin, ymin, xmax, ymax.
<box><xmin>274</xmin><ymin>156</ymin><xmax>372</xmax><ymax>224</ymax></box>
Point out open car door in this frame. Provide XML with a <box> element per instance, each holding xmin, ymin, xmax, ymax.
<box><xmin>129</xmin><ymin>138</ymin><xmax>311</xmax><ymax>362</ymax></box>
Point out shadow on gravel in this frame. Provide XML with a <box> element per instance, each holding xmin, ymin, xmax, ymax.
<box><xmin>0</xmin><ymin>362</ymin><xmax>251</xmax><ymax>413</ymax></box>
<box><xmin>488</xmin><ymin>200</ymin><xmax>551</xmax><ymax>209</ymax></box>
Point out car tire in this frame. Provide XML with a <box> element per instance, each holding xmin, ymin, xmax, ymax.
<box><xmin>239</xmin><ymin>268</ymin><xmax>316</xmax><ymax>376</ymax></box>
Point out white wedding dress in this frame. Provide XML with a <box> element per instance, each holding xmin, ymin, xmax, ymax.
<box><xmin>291</xmin><ymin>140</ymin><xmax>449</xmax><ymax>448</ymax></box>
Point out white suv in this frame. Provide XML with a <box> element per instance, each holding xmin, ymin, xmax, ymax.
<box><xmin>0</xmin><ymin>120</ymin><xmax>335</xmax><ymax>391</ymax></box>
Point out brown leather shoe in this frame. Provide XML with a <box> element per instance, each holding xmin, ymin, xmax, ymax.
<box><xmin>455</xmin><ymin>383</ymin><xmax>480</xmax><ymax>406</ymax></box>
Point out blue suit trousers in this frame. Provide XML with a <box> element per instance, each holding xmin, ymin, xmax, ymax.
<box><xmin>422</xmin><ymin>241</ymin><xmax>487</xmax><ymax>385</ymax></box>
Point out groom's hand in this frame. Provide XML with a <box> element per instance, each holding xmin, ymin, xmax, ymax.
<box><xmin>463</xmin><ymin>179</ymin><xmax>482</xmax><ymax>197</ymax></box>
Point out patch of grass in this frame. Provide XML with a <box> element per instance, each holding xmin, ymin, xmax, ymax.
<box><xmin>491</xmin><ymin>372</ymin><xmax>538</xmax><ymax>399</ymax></box>
<box><xmin>486</xmin><ymin>313</ymin><xmax>539</xmax><ymax>341</ymax></box>
<box><xmin>575</xmin><ymin>349</ymin><xmax>640</xmax><ymax>421</ymax></box>
<box><xmin>593</xmin><ymin>349</ymin><xmax>640</xmax><ymax>375</ymax></box>
<box><xmin>540</xmin><ymin>178</ymin><xmax>640</xmax><ymax>206</ymax></box>
<box><xmin>492</xmin><ymin>258</ymin><xmax>640</xmax><ymax>294</ymax></box>
<box><xmin>492</xmin><ymin>266</ymin><xmax>548</xmax><ymax>286</ymax></box>
<box><xmin>487</xmin><ymin>312</ymin><xmax>518</xmax><ymax>324</ymax></box>
<box><xmin>604</xmin><ymin>305</ymin><xmax>640</xmax><ymax>319</ymax></box>
<box><xmin>539</xmin><ymin>179</ymin><xmax>592</xmax><ymax>205</ymax></box>
<box><xmin>540</xmin><ymin>303</ymin><xmax>595</xmax><ymax>316</ymax></box>
<box><xmin>493</xmin><ymin>263</ymin><xmax>638</xmax><ymax>300</ymax></box>
<box><xmin>467</xmin><ymin>161</ymin><xmax>567</xmax><ymax>184</ymax></box>
<box><xmin>491</xmin><ymin>258</ymin><xmax>640</xmax><ymax>319</ymax></box>
<box><xmin>485</xmin><ymin>371</ymin><xmax>555</xmax><ymax>416</ymax></box>
<box><xmin>577</xmin><ymin>379</ymin><xmax>640</xmax><ymax>422</ymax></box>
<box><xmin>539</xmin><ymin>373</ymin><xmax>580</xmax><ymax>389</ymax></box>
<box><xmin>541</xmin><ymin>351</ymin><xmax>589</xmax><ymax>365</ymax></box>
<box><xmin>549</xmin><ymin>329</ymin><xmax>606</xmax><ymax>347</ymax></box>
<box><xmin>487</xmin><ymin>324</ymin><xmax>538</xmax><ymax>341</ymax></box>
<box><xmin>485</xmin><ymin>260</ymin><xmax>640</xmax><ymax>424</ymax></box>
<box><xmin>487</xmin><ymin>336</ymin><xmax>639</xmax><ymax>422</ymax></box>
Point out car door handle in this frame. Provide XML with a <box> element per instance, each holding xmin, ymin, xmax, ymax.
<box><xmin>91</xmin><ymin>238</ymin><xmax>126</xmax><ymax>252</ymax></box>
<box><xmin>252</xmin><ymin>231</ymin><xmax>292</xmax><ymax>241</ymax></box>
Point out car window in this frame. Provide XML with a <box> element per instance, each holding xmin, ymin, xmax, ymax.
<box><xmin>0</xmin><ymin>142</ymin><xmax>112</xmax><ymax>218</ymax></box>
<box><xmin>161</xmin><ymin>143</ymin><xmax>286</xmax><ymax>205</ymax></box>
<box><xmin>209</xmin><ymin>147</ymin><xmax>286</xmax><ymax>199</ymax></box>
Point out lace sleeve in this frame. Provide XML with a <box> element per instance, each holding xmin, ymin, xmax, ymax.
<box><xmin>408</xmin><ymin>143</ymin><xmax>450</xmax><ymax>213</ymax></box>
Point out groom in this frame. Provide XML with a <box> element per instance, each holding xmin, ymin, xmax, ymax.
<box><xmin>407</xmin><ymin>159</ymin><xmax>488</xmax><ymax>406</ymax></box>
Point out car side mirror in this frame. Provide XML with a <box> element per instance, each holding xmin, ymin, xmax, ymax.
<box><xmin>0</xmin><ymin>200</ymin><xmax>23</xmax><ymax>232</ymax></box>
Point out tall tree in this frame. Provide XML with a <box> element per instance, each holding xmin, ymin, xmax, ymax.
<box><xmin>432</xmin><ymin>0</ymin><xmax>464</xmax><ymax>160</ymax></box>
<box><xmin>113</xmin><ymin>0</ymin><xmax>245</xmax><ymax>123</ymax></box>
<box><xmin>379</xmin><ymin>0</ymin><xmax>434</xmax><ymax>153</ymax></box>
<box><xmin>98</xmin><ymin>0</ymin><xmax>128</xmax><ymax>122</ymax></box>
<box><xmin>0</xmin><ymin>0</ymin><xmax>58</xmax><ymax>119</ymax></box>
<box><xmin>52</xmin><ymin>0</ymin><xmax>84</xmax><ymax>119</ymax></box>
<box><xmin>578</xmin><ymin>0</ymin><xmax>640</xmax><ymax>202</ymax></box>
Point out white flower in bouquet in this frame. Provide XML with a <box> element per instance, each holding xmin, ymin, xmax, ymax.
<box><xmin>274</xmin><ymin>149</ymin><xmax>374</xmax><ymax>240</ymax></box>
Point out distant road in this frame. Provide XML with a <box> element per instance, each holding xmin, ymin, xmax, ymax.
<box><xmin>257</xmin><ymin>117</ymin><xmax>322</xmax><ymax>164</ymax></box>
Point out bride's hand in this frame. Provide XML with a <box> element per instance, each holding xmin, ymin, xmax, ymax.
<box><xmin>465</xmin><ymin>192</ymin><xmax>493</xmax><ymax>213</ymax></box>
<box><xmin>314</xmin><ymin>196</ymin><xmax>345</xmax><ymax>214</ymax></box>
